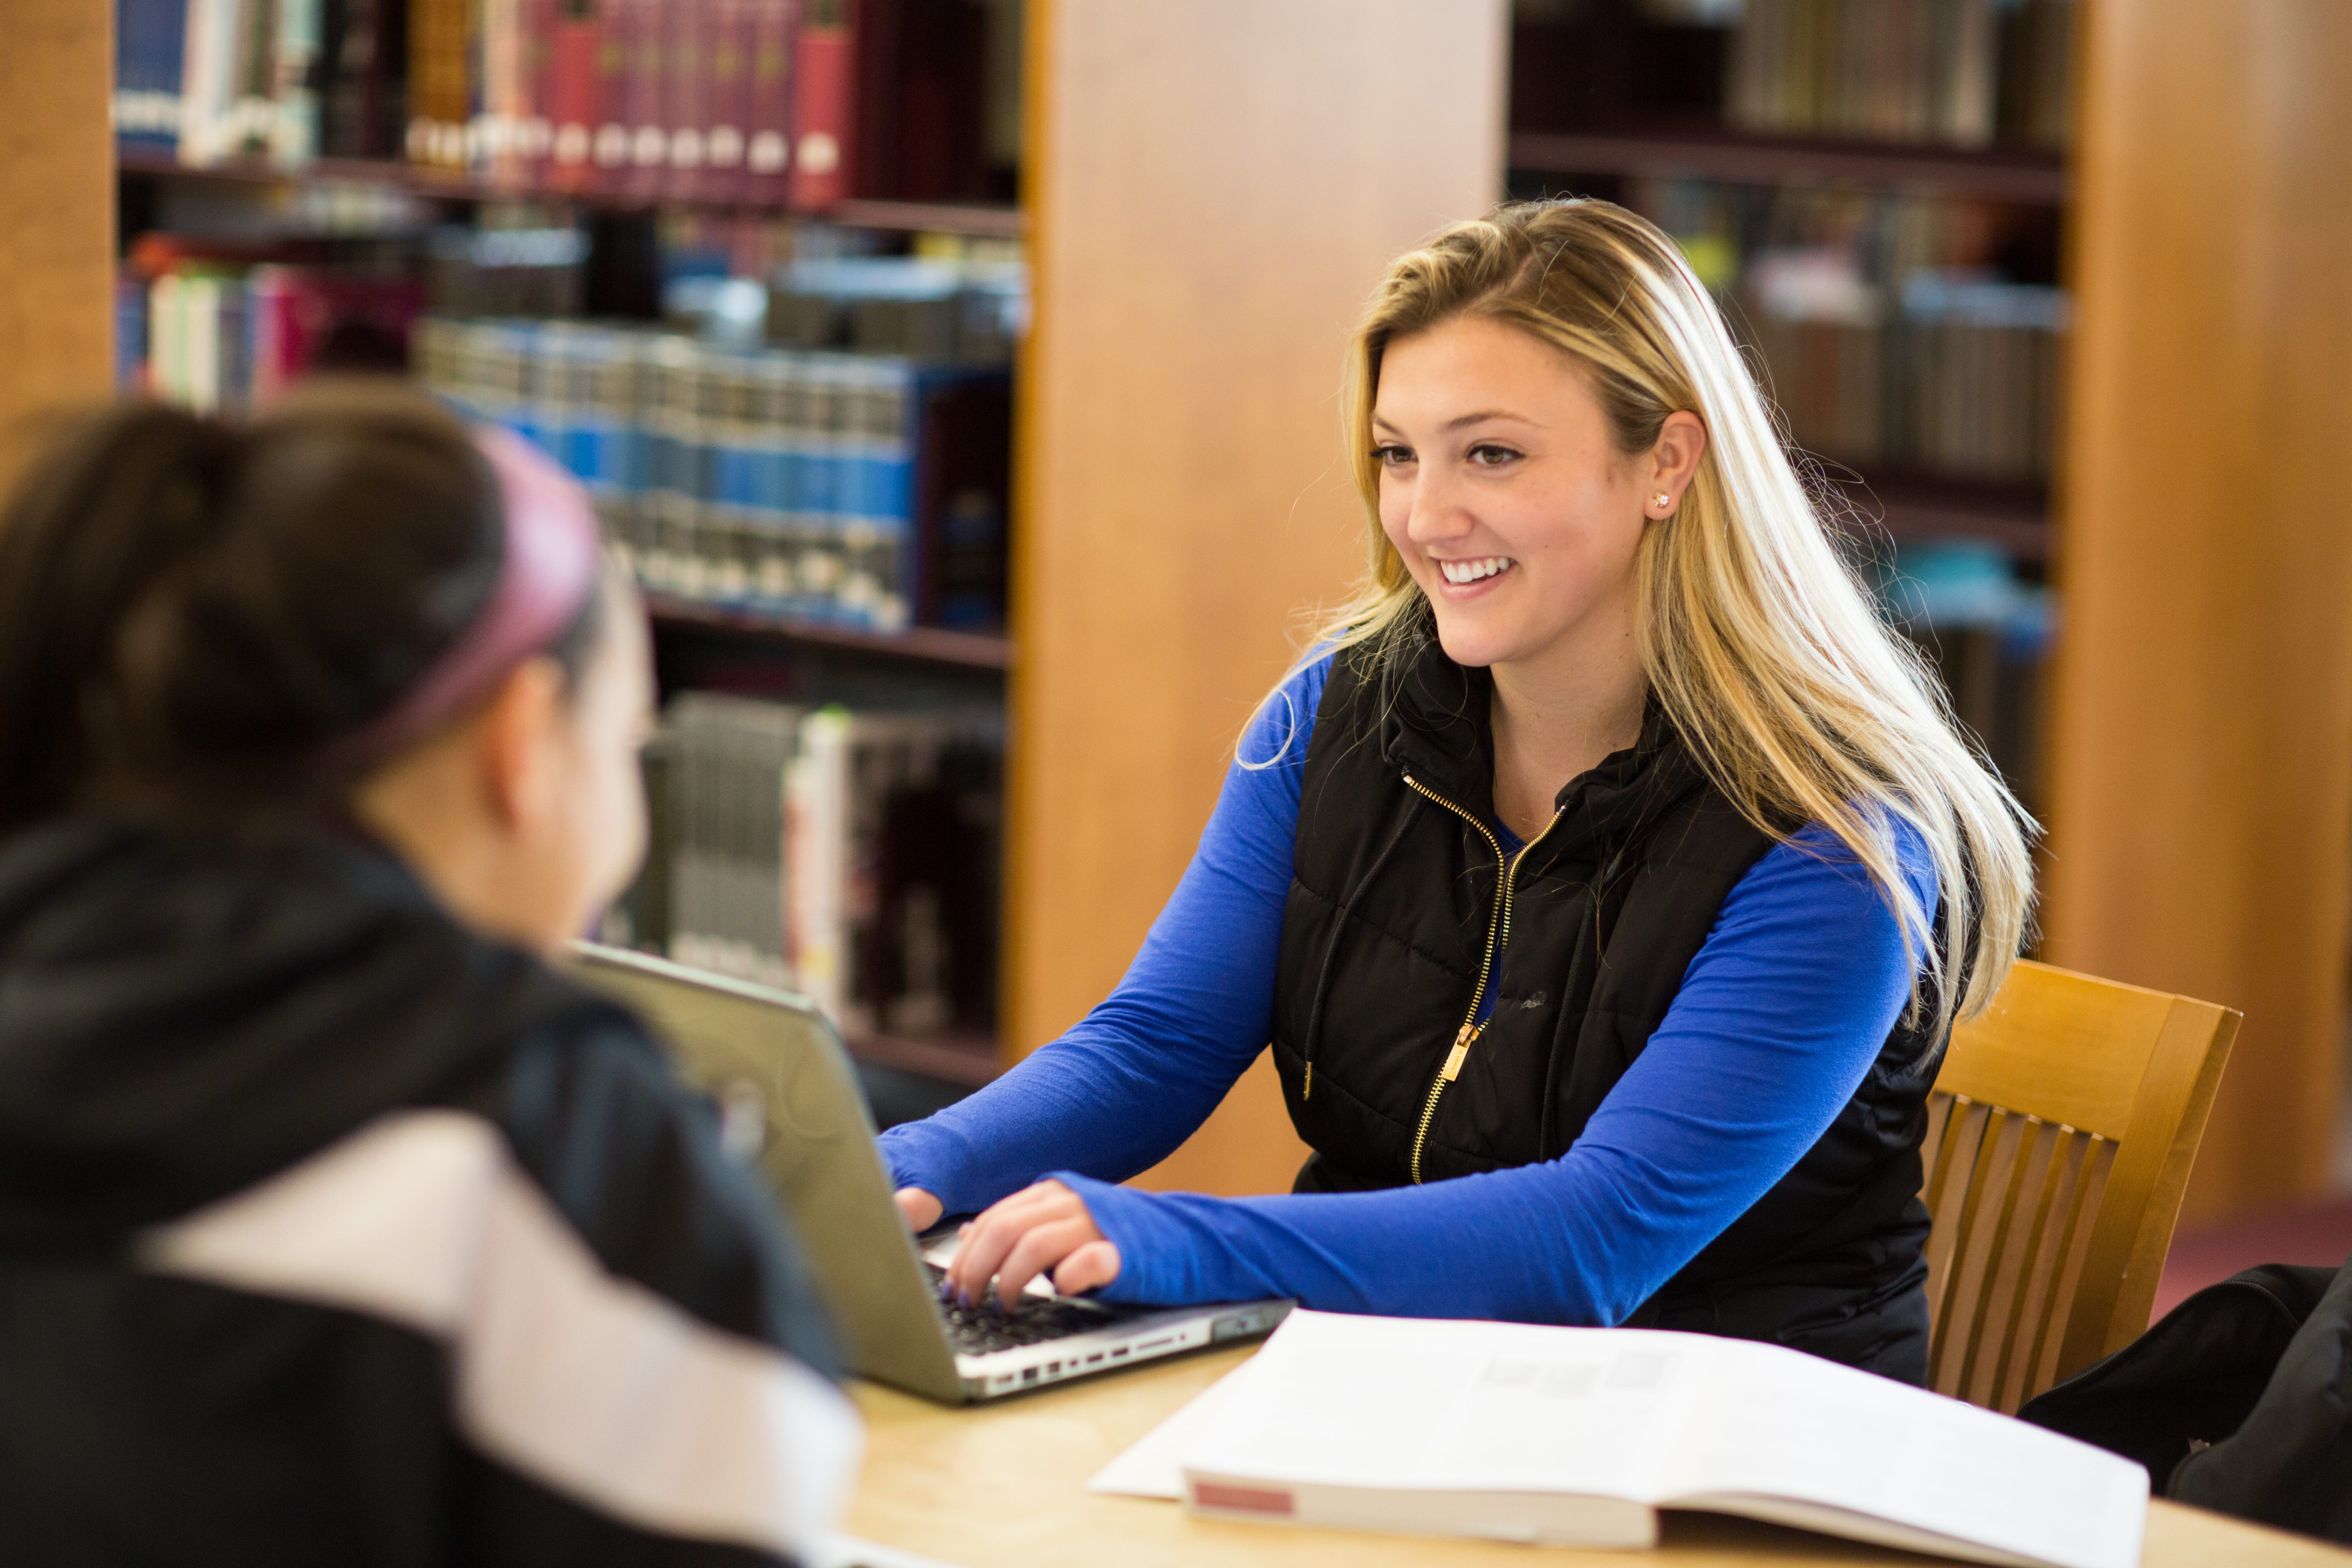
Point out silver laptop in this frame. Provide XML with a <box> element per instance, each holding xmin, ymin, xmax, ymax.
<box><xmin>566</xmin><ymin>942</ymin><xmax>1292</xmax><ymax>1404</ymax></box>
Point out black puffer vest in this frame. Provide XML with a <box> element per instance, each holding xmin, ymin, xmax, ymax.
<box><xmin>1268</xmin><ymin>633</ymin><xmax>1945</xmax><ymax>1381</ymax></box>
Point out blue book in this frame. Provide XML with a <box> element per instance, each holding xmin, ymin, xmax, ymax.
<box><xmin>115</xmin><ymin>0</ymin><xmax>191</xmax><ymax>151</ymax></box>
<box><xmin>114</xmin><ymin>275</ymin><xmax>150</xmax><ymax>391</ymax></box>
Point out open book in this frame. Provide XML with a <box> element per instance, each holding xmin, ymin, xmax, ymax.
<box><xmin>1093</xmin><ymin>1311</ymin><xmax>2146</xmax><ymax>1568</ymax></box>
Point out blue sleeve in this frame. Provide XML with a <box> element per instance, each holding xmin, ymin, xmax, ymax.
<box><xmin>874</xmin><ymin>653</ymin><xmax>1330</xmax><ymax>1217</ymax></box>
<box><xmin>1062</xmin><ymin>818</ymin><xmax>1940</xmax><ymax>1324</ymax></box>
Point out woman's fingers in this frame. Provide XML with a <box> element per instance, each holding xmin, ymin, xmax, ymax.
<box><xmin>945</xmin><ymin>1184</ymin><xmax>1064</xmax><ymax>1302</ymax></box>
<box><xmin>991</xmin><ymin>1216</ymin><xmax>1101</xmax><ymax>1303</ymax></box>
<box><xmin>1051</xmin><ymin>1239</ymin><xmax>1123</xmax><ymax>1296</ymax></box>
<box><xmin>945</xmin><ymin>1179</ymin><xmax>1105</xmax><ymax>1305</ymax></box>
<box><xmin>892</xmin><ymin>1187</ymin><xmax>944</xmax><ymax>1232</ymax></box>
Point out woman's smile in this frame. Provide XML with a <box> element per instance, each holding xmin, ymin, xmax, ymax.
<box><xmin>1434</xmin><ymin>554</ymin><xmax>1517</xmax><ymax>588</ymax></box>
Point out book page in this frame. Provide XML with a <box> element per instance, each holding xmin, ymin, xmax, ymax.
<box><xmin>1657</xmin><ymin>1343</ymin><xmax>2147</xmax><ymax>1568</ymax></box>
<box><xmin>1182</xmin><ymin>1311</ymin><xmax>1700</xmax><ymax>1499</ymax></box>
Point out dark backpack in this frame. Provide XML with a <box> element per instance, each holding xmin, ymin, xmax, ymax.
<box><xmin>2018</xmin><ymin>1252</ymin><xmax>2352</xmax><ymax>1542</ymax></box>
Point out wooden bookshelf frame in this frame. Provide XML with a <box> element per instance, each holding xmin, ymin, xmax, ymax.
<box><xmin>0</xmin><ymin>0</ymin><xmax>114</xmax><ymax>474</ymax></box>
<box><xmin>1510</xmin><ymin>129</ymin><xmax>2068</xmax><ymax>205</ymax></box>
<box><xmin>2041</xmin><ymin>0</ymin><xmax>2352</xmax><ymax>1222</ymax></box>
<box><xmin>1004</xmin><ymin>0</ymin><xmax>1508</xmax><ymax>1194</ymax></box>
<box><xmin>642</xmin><ymin>594</ymin><xmax>1014</xmax><ymax>671</ymax></box>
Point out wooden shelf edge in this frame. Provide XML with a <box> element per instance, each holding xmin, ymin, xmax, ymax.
<box><xmin>845</xmin><ymin>1030</ymin><xmax>1002</xmax><ymax>1088</ymax></box>
<box><xmin>1820</xmin><ymin>478</ymin><xmax>2051</xmax><ymax>561</ymax></box>
<box><xmin>828</xmin><ymin>197</ymin><xmax>1026</xmax><ymax>240</ymax></box>
<box><xmin>117</xmin><ymin>145</ymin><xmax>1027</xmax><ymax>237</ymax></box>
<box><xmin>644</xmin><ymin>592</ymin><xmax>1015</xmax><ymax>670</ymax></box>
<box><xmin>1509</xmin><ymin>129</ymin><xmax>2069</xmax><ymax>204</ymax></box>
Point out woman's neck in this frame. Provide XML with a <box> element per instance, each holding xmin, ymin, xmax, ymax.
<box><xmin>1486</xmin><ymin>602</ymin><xmax>1649</xmax><ymax>842</ymax></box>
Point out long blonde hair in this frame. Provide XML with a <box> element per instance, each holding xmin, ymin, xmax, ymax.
<box><xmin>1316</xmin><ymin>198</ymin><xmax>2033</xmax><ymax>1027</ymax></box>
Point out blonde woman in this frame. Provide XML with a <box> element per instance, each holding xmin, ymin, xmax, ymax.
<box><xmin>885</xmin><ymin>199</ymin><xmax>2034</xmax><ymax>1381</ymax></box>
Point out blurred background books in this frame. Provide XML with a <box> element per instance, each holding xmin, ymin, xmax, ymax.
<box><xmin>109</xmin><ymin>0</ymin><xmax>2078</xmax><ymax>1124</ymax></box>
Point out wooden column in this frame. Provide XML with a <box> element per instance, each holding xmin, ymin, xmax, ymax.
<box><xmin>2044</xmin><ymin>1</ymin><xmax>2352</xmax><ymax>1221</ymax></box>
<box><xmin>0</xmin><ymin>0</ymin><xmax>115</xmax><ymax>472</ymax></box>
<box><xmin>1007</xmin><ymin>0</ymin><xmax>1506</xmax><ymax>1194</ymax></box>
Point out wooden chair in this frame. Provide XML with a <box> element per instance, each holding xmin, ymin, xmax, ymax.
<box><xmin>1921</xmin><ymin>959</ymin><xmax>2239</xmax><ymax>1413</ymax></box>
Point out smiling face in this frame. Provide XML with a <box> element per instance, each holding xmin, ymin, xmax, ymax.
<box><xmin>1372</xmin><ymin>314</ymin><xmax>1665</xmax><ymax>675</ymax></box>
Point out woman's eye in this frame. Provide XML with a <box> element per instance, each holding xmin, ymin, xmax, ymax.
<box><xmin>1467</xmin><ymin>443</ymin><xmax>1524</xmax><ymax>467</ymax></box>
<box><xmin>1372</xmin><ymin>444</ymin><xmax>1414</xmax><ymax>467</ymax></box>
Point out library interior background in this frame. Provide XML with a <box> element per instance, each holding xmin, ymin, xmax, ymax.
<box><xmin>12</xmin><ymin>0</ymin><xmax>2352</xmax><ymax>1302</ymax></box>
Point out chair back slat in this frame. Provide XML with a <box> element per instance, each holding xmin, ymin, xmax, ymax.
<box><xmin>2025</xmin><ymin>1133</ymin><xmax>2113</xmax><ymax>1402</ymax></box>
<box><xmin>1919</xmin><ymin>961</ymin><xmax>2235</xmax><ymax>1412</ymax></box>
<box><xmin>1958</xmin><ymin>1109</ymin><xmax>2044</xmax><ymax>1403</ymax></box>
<box><xmin>1987</xmin><ymin>1121</ymin><xmax>2089</xmax><ymax>1409</ymax></box>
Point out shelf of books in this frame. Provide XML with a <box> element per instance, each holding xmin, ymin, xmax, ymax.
<box><xmin>113</xmin><ymin>0</ymin><xmax>1023</xmax><ymax>1118</ymax></box>
<box><xmin>1509</xmin><ymin>0</ymin><xmax>2074</xmax><ymax>816</ymax></box>
<box><xmin>115</xmin><ymin>147</ymin><xmax>1026</xmax><ymax>238</ymax></box>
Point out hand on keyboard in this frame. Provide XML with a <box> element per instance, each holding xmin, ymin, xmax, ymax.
<box><xmin>927</xmin><ymin>1262</ymin><xmax>1106</xmax><ymax>1353</ymax></box>
<box><xmin>936</xmin><ymin>1177</ymin><xmax>1123</xmax><ymax>1306</ymax></box>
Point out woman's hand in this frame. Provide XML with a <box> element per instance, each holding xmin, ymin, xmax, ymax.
<box><xmin>944</xmin><ymin>1178</ymin><xmax>1121</xmax><ymax>1305</ymax></box>
<box><xmin>893</xmin><ymin>1187</ymin><xmax>944</xmax><ymax>1232</ymax></box>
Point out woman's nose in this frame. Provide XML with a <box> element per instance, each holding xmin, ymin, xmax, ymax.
<box><xmin>1405</xmin><ymin>471</ymin><xmax>1476</xmax><ymax>543</ymax></box>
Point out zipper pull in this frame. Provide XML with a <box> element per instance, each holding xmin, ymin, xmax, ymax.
<box><xmin>1302</xmin><ymin>1061</ymin><xmax>1313</xmax><ymax>1099</ymax></box>
<box><xmin>1442</xmin><ymin>1023</ymin><xmax>1476</xmax><ymax>1081</ymax></box>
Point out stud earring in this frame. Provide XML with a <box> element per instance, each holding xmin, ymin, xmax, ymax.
<box><xmin>1652</xmin><ymin>492</ymin><xmax>1673</xmax><ymax>514</ymax></box>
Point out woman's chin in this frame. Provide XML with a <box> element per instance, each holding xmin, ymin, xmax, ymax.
<box><xmin>1428</xmin><ymin>613</ymin><xmax>1525</xmax><ymax>671</ymax></box>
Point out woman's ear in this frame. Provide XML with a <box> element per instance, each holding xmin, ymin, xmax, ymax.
<box><xmin>1648</xmin><ymin>410</ymin><xmax>1709</xmax><ymax>512</ymax></box>
<box><xmin>469</xmin><ymin>656</ymin><xmax>568</xmax><ymax>837</ymax></box>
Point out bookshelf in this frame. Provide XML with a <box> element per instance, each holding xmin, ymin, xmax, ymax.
<box><xmin>107</xmin><ymin>0</ymin><xmax>1030</xmax><ymax>1103</ymax></box>
<box><xmin>11</xmin><ymin>0</ymin><xmax>2352</xmax><ymax>1218</ymax></box>
<box><xmin>1504</xmin><ymin>0</ymin><xmax>2070</xmax><ymax>822</ymax></box>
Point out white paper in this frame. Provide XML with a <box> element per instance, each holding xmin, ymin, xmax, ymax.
<box><xmin>1087</xmin><ymin>1356</ymin><xmax>1263</xmax><ymax>1499</ymax></box>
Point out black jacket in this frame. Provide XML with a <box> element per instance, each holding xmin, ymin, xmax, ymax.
<box><xmin>2022</xmin><ymin>1255</ymin><xmax>2352</xmax><ymax>1543</ymax></box>
<box><xmin>1269</xmin><ymin>634</ymin><xmax>1945</xmax><ymax>1380</ymax></box>
<box><xmin>0</xmin><ymin>818</ymin><xmax>856</xmax><ymax>1565</ymax></box>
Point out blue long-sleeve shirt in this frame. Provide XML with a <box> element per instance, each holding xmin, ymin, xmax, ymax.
<box><xmin>879</xmin><ymin>651</ymin><xmax>1938</xmax><ymax>1325</ymax></box>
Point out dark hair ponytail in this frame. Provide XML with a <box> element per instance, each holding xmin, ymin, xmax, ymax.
<box><xmin>0</xmin><ymin>379</ymin><xmax>593</xmax><ymax>835</ymax></box>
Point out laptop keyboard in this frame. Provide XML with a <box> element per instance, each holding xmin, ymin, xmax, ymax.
<box><xmin>927</xmin><ymin>1262</ymin><xmax>1111</xmax><ymax>1355</ymax></box>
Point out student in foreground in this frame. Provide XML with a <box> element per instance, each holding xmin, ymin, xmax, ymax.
<box><xmin>888</xmin><ymin>198</ymin><xmax>2036</xmax><ymax>1383</ymax></box>
<box><xmin>0</xmin><ymin>385</ymin><xmax>859</xmax><ymax>1561</ymax></box>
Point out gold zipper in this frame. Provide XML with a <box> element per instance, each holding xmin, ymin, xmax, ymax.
<box><xmin>1400</xmin><ymin>773</ymin><xmax>1565</xmax><ymax>1183</ymax></box>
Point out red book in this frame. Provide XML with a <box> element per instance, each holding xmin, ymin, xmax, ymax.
<box><xmin>519</xmin><ymin>0</ymin><xmax>559</xmax><ymax>188</ymax></box>
<box><xmin>662</xmin><ymin>0</ymin><xmax>712</xmax><ymax>202</ymax></box>
<box><xmin>590</xmin><ymin>0</ymin><xmax>632</xmax><ymax>194</ymax></box>
<box><xmin>702</xmin><ymin>0</ymin><xmax>753</xmax><ymax>202</ymax></box>
<box><xmin>545</xmin><ymin>0</ymin><xmax>605</xmax><ymax>193</ymax></box>
<box><xmin>249</xmin><ymin>268</ymin><xmax>425</xmax><ymax>400</ymax></box>
<box><xmin>617</xmin><ymin>0</ymin><xmax>665</xmax><ymax>203</ymax></box>
<box><xmin>789</xmin><ymin>0</ymin><xmax>852</xmax><ymax>209</ymax></box>
<box><xmin>744</xmin><ymin>0</ymin><xmax>796</xmax><ymax>206</ymax></box>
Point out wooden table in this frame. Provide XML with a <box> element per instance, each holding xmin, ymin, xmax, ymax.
<box><xmin>845</xmin><ymin>1345</ymin><xmax>2352</xmax><ymax>1568</ymax></box>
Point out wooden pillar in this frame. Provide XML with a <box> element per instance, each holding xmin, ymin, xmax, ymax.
<box><xmin>0</xmin><ymin>0</ymin><xmax>115</xmax><ymax>469</ymax></box>
<box><xmin>1006</xmin><ymin>0</ymin><xmax>1506</xmax><ymax>1193</ymax></box>
<box><xmin>2044</xmin><ymin>1</ymin><xmax>2352</xmax><ymax>1221</ymax></box>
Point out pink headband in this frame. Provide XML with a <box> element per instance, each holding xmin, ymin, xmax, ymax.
<box><xmin>333</xmin><ymin>426</ymin><xmax>603</xmax><ymax>769</ymax></box>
